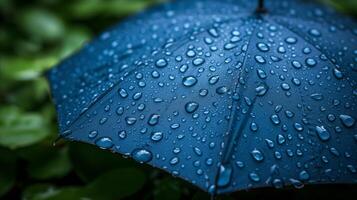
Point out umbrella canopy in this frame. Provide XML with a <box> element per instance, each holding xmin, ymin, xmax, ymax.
<box><xmin>47</xmin><ymin>0</ymin><xmax>357</xmax><ymax>194</ymax></box>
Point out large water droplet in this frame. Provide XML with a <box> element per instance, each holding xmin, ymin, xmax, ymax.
<box><xmin>182</xmin><ymin>76</ymin><xmax>198</xmax><ymax>87</ymax></box>
<box><xmin>95</xmin><ymin>137</ymin><xmax>113</xmax><ymax>149</ymax></box>
<box><xmin>315</xmin><ymin>126</ymin><xmax>330</xmax><ymax>141</ymax></box>
<box><xmin>339</xmin><ymin>114</ymin><xmax>355</xmax><ymax>127</ymax></box>
<box><xmin>185</xmin><ymin>101</ymin><xmax>199</xmax><ymax>113</ymax></box>
<box><xmin>155</xmin><ymin>58</ymin><xmax>168</xmax><ymax>68</ymax></box>
<box><xmin>251</xmin><ymin>149</ymin><xmax>264</xmax><ymax>162</ymax></box>
<box><xmin>132</xmin><ymin>148</ymin><xmax>152</xmax><ymax>163</ymax></box>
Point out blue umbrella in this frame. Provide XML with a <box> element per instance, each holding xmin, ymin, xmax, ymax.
<box><xmin>47</xmin><ymin>0</ymin><xmax>357</xmax><ymax>194</ymax></box>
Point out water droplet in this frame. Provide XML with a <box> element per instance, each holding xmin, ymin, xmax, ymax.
<box><xmin>185</xmin><ymin>101</ymin><xmax>199</xmax><ymax>113</ymax></box>
<box><xmin>339</xmin><ymin>114</ymin><xmax>355</xmax><ymax>128</ymax></box>
<box><xmin>193</xmin><ymin>58</ymin><xmax>205</xmax><ymax>66</ymax></box>
<box><xmin>315</xmin><ymin>126</ymin><xmax>330</xmax><ymax>141</ymax></box>
<box><xmin>249</xmin><ymin>172</ymin><xmax>260</xmax><ymax>182</ymax></box>
<box><xmin>151</xmin><ymin>131</ymin><xmax>163</xmax><ymax>141</ymax></box>
<box><xmin>256</xmin><ymin>84</ymin><xmax>268</xmax><ymax>96</ymax></box>
<box><xmin>182</xmin><ymin>76</ymin><xmax>198</xmax><ymax>87</ymax></box>
<box><xmin>216</xmin><ymin>86</ymin><xmax>228</xmax><ymax>94</ymax></box>
<box><xmin>170</xmin><ymin>157</ymin><xmax>179</xmax><ymax>165</ymax></box>
<box><xmin>299</xmin><ymin>170</ymin><xmax>310</xmax><ymax>181</ymax></box>
<box><xmin>118</xmin><ymin>88</ymin><xmax>128</xmax><ymax>98</ymax></box>
<box><xmin>217</xmin><ymin>164</ymin><xmax>232</xmax><ymax>187</ymax></box>
<box><xmin>285</xmin><ymin>37</ymin><xmax>297</xmax><ymax>44</ymax></box>
<box><xmin>305</xmin><ymin>58</ymin><xmax>317</xmax><ymax>67</ymax></box>
<box><xmin>251</xmin><ymin>149</ymin><xmax>264</xmax><ymax>162</ymax></box>
<box><xmin>88</xmin><ymin>130</ymin><xmax>98</xmax><ymax>139</ymax></box>
<box><xmin>118</xmin><ymin>130</ymin><xmax>127</xmax><ymax>139</ymax></box>
<box><xmin>155</xmin><ymin>58</ymin><xmax>168</xmax><ymax>68</ymax></box>
<box><xmin>256</xmin><ymin>42</ymin><xmax>269</xmax><ymax>52</ymax></box>
<box><xmin>333</xmin><ymin>68</ymin><xmax>343</xmax><ymax>79</ymax></box>
<box><xmin>208</xmin><ymin>75</ymin><xmax>219</xmax><ymax>85</ymax></box>
<box><xmin>132</xmin><ymin>148</ymin><xmax>152</xmax><ymax>163</ymax></box>
<box><xmin>270</xmin><ymin>114</ymin><xmax>280</xmax><ymax>125</ymax></box>
<box><xmin>148</xmin><ymin>114</ymin><xmax>160</xmax><ymax>126</ymax></box>
<box><xmin>255</xmin><ymin>55</ymin><xmax>266</xmax><ymax>64</ymax></box>
<box><xmin>95</xmin><ymin>137</ymin><xmax>113</xmax><ymax>149</ymax></box>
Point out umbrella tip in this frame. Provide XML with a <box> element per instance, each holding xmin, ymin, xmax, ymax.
<box><xmin>255</xmin><ymin>0</ymin><xmax>267</xmax><ymax>14</ymax></box>
<box><xmin>52</xmin><ymin>136</ymin><xmax>63</xmax><ymax>147</ymax></box>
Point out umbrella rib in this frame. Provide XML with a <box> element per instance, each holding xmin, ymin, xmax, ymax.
<box><xmin>212</xmin><ymin>17</ymin><xmax>260</xmax><ymax>192</ymax></box>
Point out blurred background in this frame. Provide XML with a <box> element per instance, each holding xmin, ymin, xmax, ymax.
<box><xmin>0</xmin><ymin>0</ymin><xmax>356</xmax><ymax>199</ymax></box>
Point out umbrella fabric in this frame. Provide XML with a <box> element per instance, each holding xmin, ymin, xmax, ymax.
<box><xmin>47</xmin><ymin>0</ymin><xmax>357</xmax><ymax>194</ymax></box>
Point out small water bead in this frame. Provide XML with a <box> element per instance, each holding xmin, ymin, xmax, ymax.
<box><xmin>249</xmin><ymin>172</ymin><xmax>260</xmax><ymax>182</ymax></box>
<box><xmin>256</xmin><ymin>42</ymin><xmax>269</xmax><ymax>52</ymax></box>
<box><xmin>125</xmin><ymin>117</ymin><xmax>137</xmax><ymax>125</ymax></box>
<box><xmin>251</xmin><ymin>149</ymin><xmax>264</xmax><ymax>162</ymax></box>
<box><xmin>186</xmin><ymin>50</ymin><xmax>196</xmax><ymax>57</ymax></box>
<box><xmin>339</xmin><ymin>114</ymin><xmax>355</xmax><ymax>127</ymax></box>
<box><xmin>118</xmin><ymin>88</ymin><xmax>128</xmax><ymax>98</ymax></box>
<box><xmin>294</xmin><ymin>123</ymin><xmax>304</xmax><ymax>132</ymax></box>
<box><xmin>285</xmin><ymin>37</ymin><xmax>297</xmax><ymax>44</ymax></box>
<box><xmin>151</xmin><ymin>131</ymin><xmax>163</xmax><ymax>141</ymax></box>
<box><xmin>155</xmin><ymin>58</ymin><xmax>168</xmax><ymax>68</ymax></box>
<box><xmin>257</xmin><ymin>69</ymin><xmax>267</xmax><ymax>79</ymax></box>
<box><xmin>270</xmin><ymin>114</ymin><xmax>280</xmax><ymax>125</ymax></box>
<box><xmin>152</xmin><ymin>70</ymin><xmax>160</xmax><ymax>78</ymax></box>
<box><xmin>310</xmin><ymin>93</ymin><xmax>324</xmax><ymax>101</ymax></box>
<box><xmin>193</xmin><ymin>58</ymin><xmax>205</xmax><ymax>66</ymax></box>
<box><xmin>255</xmin><ymin>55</ymin><xmax>266</xmax><ymax>64</ymax></box>
<box><xmin>208</xmin><ymin>75</ymin><xmax>219</xmax><ymax>85</ymax></box>
<box><xmin>132</xmin><ymin>92</ymin><xmax>142</xmax><ymax>100</ymax></box>
<box><xmin>281</xmin><ymin>83</ymin><xmax>290</xmax><ymax>90</ymax></box>
<box><xmin>95</xmin><ymin>137</ymin><xmax>113</xmax><ymax>149</ymax></box>
<box><xmin>250</xmin><ymin>122</ymin><xmax>258</xmax><ymax>132</ymax></box>
<box><xmin>132</xmin><ymin>148</ymin><xmax>152</xmax><ymax>163</ymax></box>
<box><xmin>315</xmin><ymin>126</ymin><xmax>330</xmax><ymax>141</ymax></box>
<box><xmin>216</xmin><ymin>86</ymin><xmax>228</xmax><ymax>94</ymax></box>
<box><xmin>88</xmin><ymin>130</ymin><xmax>98</xmax><ymax>139</ymax></box>
<box><xmin>208</xmin><ymin>28</ymin><xmax>219</xmax><ymax>37</ymax></box>
<box><xmin>224</xmin><ymin>43</ymin><xmax>237</xmax><ymax>50</ymax></box>
<box><xmin>309</xmin><ymin>29</ymin><xmax>321</xmax><ymax>37</ymax></box>
<box><xmin>333</xmin><ymin>68</ymin><xmax>343</xmax><ymax>79</ymax></box>
<box><xmin>182</xmin><ymin>76</ymin><xmax>198</xmax><ymax>87</ymax></box>
<box><xmin>255</xmin><ymin>84</ymin><xmax>268</xmax><ymax>96</ymax></box>
<box><xmin>193</xmin><ymin>147</ymin><xmax>202</xmax><ymax>156</ymax></box>
<box><xmin>170</xmin><ymin>157</ymin><xmax>179</xmax><ymax>165</ymax></box>
<box><xmin>185</xmin><ymin>101</ymin><xmax>199</xmax><ymax>113</ymax></box>
<box><xmin>305</xmin><ymin>58</ymin><xmax>317</xmax><ymax>67</ymax></box>
<box><xmin>277</xmin><ymin>134</ymin><xmax>285</xmax><ymax>144</ymax></box>
<box><xmin>291</xmin><ymin>60</ymin><xmax>302</xmax><ymax>69</ymax></box>
<box><xmin>289</xmin><ymin>178</ymin><xmax>304</xmax><ymax>189</ymax></box>
<box><xmin>171</xmin><ymin>123</ymin><xmax>180</xmax><ymax>129</ymax></box>
<box><xmin>179</xmin><ymin>64</ymin><xmax>188</xmax><ymax>73</ymax></box>
<box><xmin>199</xmin><ymin>89</ymin><xmax>208</xmax><ymax>96</ymax></box>
<box><xmin>118</xmin><ymin>130</ymin><xmax>127</xmax><ymax>139</ymax></box>
<box><xmin>291</xmin><ymin>78</ymin><xmax>301</xmax><ymax>86</ymax></box>
<box><xmin>303</xmin><ymin>47</ymin><xmax>311</xmax><ymax>54</ymax></box>
<box><xmin>148</xmin><ymin>114</ymin><xmax>160</xmax><ymax>126</ymax></box>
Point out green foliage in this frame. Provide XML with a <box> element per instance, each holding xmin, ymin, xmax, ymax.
<box><xmin>0</xmin><ymin>0</ymin><xmax>355</xmax><ymax>199</ymax></box>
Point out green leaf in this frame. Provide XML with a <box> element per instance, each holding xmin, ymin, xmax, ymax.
<box><xmin>23</xmin><ymin>185</ymin><xmax>87</xmax><ymax>200</ymax></box>
<box><xmin>67</xmin><ymin>0</ymin><xmax>162</xmax><ymax>18</ymax></box>
<box><xmin>85</xmin><ymin>168</ymin><xmax>146</xmax><ymax>200</ymax></box>
<box><xmin>154</xmin><ymin>178</ymin><xmax>181</xmax><ymax>200</ymax></box>
<box><xmin>27</xmin><ymin>147</ymin><xmax>72</xmax><ymax>180</ymax></box>
<box><xmin>0</xmin><ymin>106</ymin><xmax>50</xmax><ymax>149</ymax></box>
<box><xmin>18</xmin><ymin>8</ymin><xmax>66</xmax><ymax>42</ymax></box>
<box><xmin>0</xmin><ymin>56</ymin><xmax>58</xmax><ymax>81</ymax></box>
<box><xmin>0</xmin><ymin>147</ymin><xmax>17</xmax><ymax>197</ymax></box>
<box><xmin>69</xmin><ymin>142</ymin><xmax>136</xmax><ymax>182</ymax></box>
